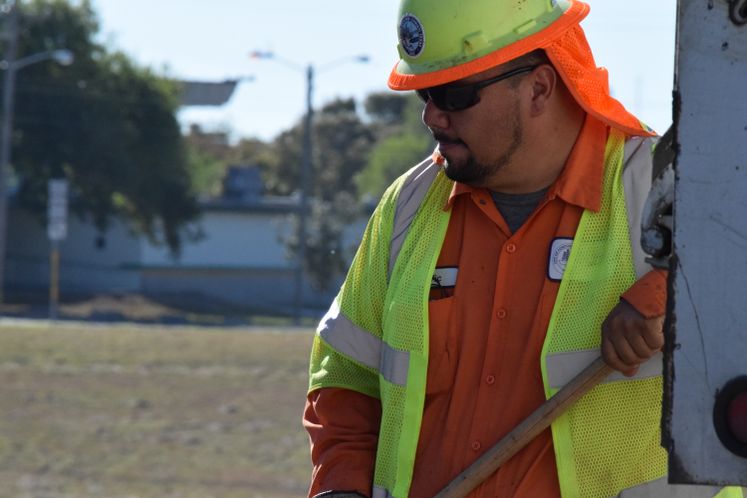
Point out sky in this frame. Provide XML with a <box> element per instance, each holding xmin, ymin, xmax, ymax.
<box><xmin>89</xmin><ymin>0</ymin><xmax>678</xmax><ymax>143</ymax></box>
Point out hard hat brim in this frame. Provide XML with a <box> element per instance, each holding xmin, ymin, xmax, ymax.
<box><xmin>388</xmin><ymin>1</ymin><xmax>590</xmax><ymax>91</ymax></box>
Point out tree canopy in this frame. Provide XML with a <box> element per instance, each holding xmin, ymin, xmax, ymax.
<box><xmin>257</xmin><ymin>93</ymin><xmax>433</xmax><ymax>290</ymax></box>
<box><xmin>268</xmin><ymin>98</ymin><xmax>376</xmax><ymax>290</ymax></box>
<box><xmin>357</xmin><ymin>92</ymin><xmax>434</xmax><ymax>200</ymax></box>
<box><xmin>185</xmin><ymin>90</ymin><xmax>434</xmax><ymax>291</ymax></box>
<box><xmin>7</xmin><ymin>0</ymin><xmax>199</xmax><ymax>252</ymax></box>
<box><xmin>6</xmin><ymin>0</ymin><xmax>436</xmax><ymax>290</ymax></box>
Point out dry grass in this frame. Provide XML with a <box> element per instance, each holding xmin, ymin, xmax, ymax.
<box><xmin>0</xmin><ymin>321</ymin><xmax>315</xmax><ymax>497</ymax></box>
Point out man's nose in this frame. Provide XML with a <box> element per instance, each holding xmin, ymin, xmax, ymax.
<box><xmin>422</xmin><ymin>99</ymin><xmax>451</xmax><ymax>131</ymax></box>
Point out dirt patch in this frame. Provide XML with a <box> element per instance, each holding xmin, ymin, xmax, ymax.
<box><xmin>61</xmin><ymin>294</ymin><xmax>184</xmax><ymax>321</ymax></box>
<box><xmin>0</xmin><ymin>292</ymin><xmax>298</xmax><ymax>327</ymax></box>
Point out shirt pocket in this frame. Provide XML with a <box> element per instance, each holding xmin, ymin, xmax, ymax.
<box><xmin>426</xmin><ymin>296</ymin><xmax>459</xmax><ymax>395</ymax></box>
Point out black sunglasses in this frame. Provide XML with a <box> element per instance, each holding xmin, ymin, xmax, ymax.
<box><xmin>416</xmin><ymin>65</ymin><xmax>539</xmax><ymax>112</ymax></box>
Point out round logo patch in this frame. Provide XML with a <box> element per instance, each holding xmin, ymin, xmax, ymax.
<box><xmin>548</xmin><ymin>238</ymin><xmax>573</xmax><ymax>281</ymax></box>
<box><xmin>399</xmin><ymin>13</ymin><xmax>425</xmax><ymax>58</ymax></box>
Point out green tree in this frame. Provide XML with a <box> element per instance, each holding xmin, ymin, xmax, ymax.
<box><xmin>357</xmin><ymin>92</ymin><xmax>434</xmax><ymax>199</ymax></box>
<box><xmin>226</xmin><ymin>137</ymin><xmax>277</xmax><ymax>193</ymax></box>
<box><xmin>184</xmin><ymin>125</ymin><xmax>238</xmax><ymax>198</ymax></box>
<box><xmin>185</xmin><ymin>142</ymin><xmax>226</xmax><ymax>199</ymax></box>
<box><xmin>265</xmin><ymin>98</ymin><xmax>375</xmax><ymax>290</ymax></box>
<box><xmin>364</xmin><ymin>91</ymin><xmax>411</xmax><ymax>126</ymax></box>
<box><xmin>263</xmin><ymin>126</ymin><xmax>302</xmax><ymax>197</ymax></box>
<box><xmin>7</xmin><ymin>0</ymin><xmax>198</xmax><ymax>252</ymax></box>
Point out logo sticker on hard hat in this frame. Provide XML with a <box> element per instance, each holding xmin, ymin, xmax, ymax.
<box><xmin>399</xmin><ymin>13</ymin><xmax>425</xmax><ymax>58</ymax></box>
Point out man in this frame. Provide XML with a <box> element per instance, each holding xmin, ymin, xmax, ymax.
<box><xmin>304</xmin><ymin>1</ymin><xmax>738</xmax><ymax>497</ymax></box>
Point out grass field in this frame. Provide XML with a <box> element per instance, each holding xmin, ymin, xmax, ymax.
<box><xmin>0</xmin><ymin>320</ymin><xmax>315</xmax><ymax>498</ymax></box>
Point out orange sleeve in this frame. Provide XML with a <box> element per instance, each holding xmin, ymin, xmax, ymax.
<box><xmin>303</xmin><ymin>388</ymin><xmax>382</xmax><ymax>498</ymax></box>
<box><xmin>621</xmin><ymin>269</ymin><xmax>668</xmax><ymax>319</ymax></box>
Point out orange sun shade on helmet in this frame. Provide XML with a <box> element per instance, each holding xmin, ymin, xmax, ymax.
<box><xmin>545</xmin><ymin>23</ymin><xmax>655</xmax><ymax>137</ymax></box>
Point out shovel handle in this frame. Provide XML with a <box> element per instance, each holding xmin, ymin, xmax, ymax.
<box><xmin>435</xmin><ymin>357</ymin><xmax>613</xmax><ymax>498</ymax></box>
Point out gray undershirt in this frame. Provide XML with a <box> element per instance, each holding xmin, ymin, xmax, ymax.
<box><xmin>490</xmin><ymin>188</ymin><xmax>549</xmax><ymax>234</ymax></box>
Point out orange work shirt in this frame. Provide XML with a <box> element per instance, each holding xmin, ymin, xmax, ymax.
<box><xmin>304</xmin><ymin>116</ymin><xmax>667</xmax><ymax>498</ymax></box>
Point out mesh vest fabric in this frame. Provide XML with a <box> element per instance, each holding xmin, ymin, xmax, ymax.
<box><xmin>308</xmin><ymin>163</ymin><xmax>453</xmax><ymax>497</ymax></box>
<box><xmin>308</xmin><ymin>170</ymin><xmax>406</xmax><ymax>397</ymax></box>
<box><xmin>540</xmin><ymin>133</ymin><xmax>741</xmax><ymax>498</ymax></box>
<box><xmin>377</xmin><ymin>170</ymin><xmax>452</xmax><ymax>496</ymax></box>
<box><xmin>308</xmin><ymin>134</ymin><xmax>740</xmax><ymax>497</ymax></box>
<box><xmin>541</xmin><ymin>130</ymin><xmax>667</xmax><ymax>497</ymax></box>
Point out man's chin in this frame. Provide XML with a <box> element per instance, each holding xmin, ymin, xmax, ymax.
<box><xmin>442</xmin><ymin>162</ymin><xmax>484</xmax><ymax>187</ymax></box>
<box><xmin>438</xmin><ymin>150</ymin><xmax>465</xmax><ymax>172</ymax></box>
<box><xmin>442</xmin><ymin>165</ymin><xmax>461</xmax><ymax>183</ymax></box>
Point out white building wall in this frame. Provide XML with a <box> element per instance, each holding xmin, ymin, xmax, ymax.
<box><xmin>6</xmin><ymin>207</ymin><xmax>141</xmax><ymax>296</ymax></box>
<box><xmin>6</xmin><ymin>209</ymin><xmax>49</xmax><ymax>293</ymax></box>
<box><xmin>139</xmin><ymin>209</ymin><xmax>369</xmax><ymax>314</ymax></box>
<box><xmin>5</xmin><ymin>203</ymin><xmax>370</xmax><ymax>315</ymax></box>
<box><xmin>141</xmin><ymin>211</ymin><xmax>293</xmax><ymax>269</ymax></box>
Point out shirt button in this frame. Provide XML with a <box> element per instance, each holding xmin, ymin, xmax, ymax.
<box><xmin>486</xmin><ymin>375</ymin><xmax>496</xmax><ymax>385</ymax></box>
<box><xmin>471</xmin><ymin>441</ymin><xmax>482</xmax><ymax>451</ymax></box>
<box><xmin>506</xmin><ymin>243</ymin><xmax>517</xmax><ymax>253</ymax></box>
<box><xmin>496</xmin><ymin>308</ymin><xmax>507</xmax><ymax>319</ymax></box>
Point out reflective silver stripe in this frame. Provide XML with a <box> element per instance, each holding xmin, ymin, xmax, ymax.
<box><xmin>317</xmin><ymin>300</ymin><xmax>410</xmax><ymax>386</ymax></box>
<box><xmin>622</xmin><ymin>136</ymin><xmax>656</xmax><ymax>279</ymax></box>
<box><xmin>318</xmin><ymin>300</ymin><xmax>380</xmax><ymax>371</ymax></box>
<box><xmin>373</xmin><ymin>486</ymin><xmax>395</xmax><ymax>498</ymax></box>
<box><xmin>380</xmin><ymin>343</ymin><xmax>410</xmax><ymax>387</ymax></box>
<box><xmin>388</xmin><ymin>158</ymin><xmax>441</xmax><ymax>278</ymax></box>
<box><xmin>546</xmin><ymin>348</ymin><xmax>663</xmax><ymax>390</ymax></box>
<box><xmin>614</xmin><ymin>476</ymin><xmax>723</xmax><ymax>497</ymax></box>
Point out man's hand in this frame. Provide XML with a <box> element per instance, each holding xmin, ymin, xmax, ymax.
<box><xmin>601</xmin><ymin>299</ymin><xmax>664</xmax><ymax>377</ymax></box>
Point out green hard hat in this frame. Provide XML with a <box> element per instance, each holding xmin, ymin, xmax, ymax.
<box><xmin>388</xmin><ymin>0</ymin><xmax>589</xmax><ymax>90</ymax></box>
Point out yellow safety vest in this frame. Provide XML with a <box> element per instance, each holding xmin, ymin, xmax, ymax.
<box><xmin>309</xmin><ymin>130</ymin><xmax>742</xmax><ymax>498</ymax></box>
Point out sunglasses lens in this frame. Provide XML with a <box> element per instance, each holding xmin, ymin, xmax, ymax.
<box><xmin>416</xmin><ymin>84</ymin><xmax>478</xmax><ymax>111</ymax></box>
<box><xmin>416</xmin><ymin>65</ymin><xmax>536</xmax><ymax>111</ymax></box>
<box><xmin>443</xmin><ymin>87</ymin><xmax>476</xmax><ymax>111</ymax></box>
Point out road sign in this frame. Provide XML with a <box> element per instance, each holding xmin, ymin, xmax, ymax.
<box><xmin>47</xmin><ymin>179</ymin><xmax>68</xmax><ymax>241</ymax></box>
<box><xmin>665</xmin><ymin>0</ymin><xmax>747</xmax><ymax>485</ymax></box>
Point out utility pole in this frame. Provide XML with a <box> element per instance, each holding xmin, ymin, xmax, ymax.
<box><xmin>293</xmin><ymin>64</ymin><xmax>314</xmax><ymax>325</ymax></box>
<box><xmin>0</xmin><ymin>0</ymin><xmax>18</xmax><ymax>304</ymax></box>
<box><xmin>249</xmin><ymin>51</ymin><xmax>368</xmax><ymax>323</ymax></box>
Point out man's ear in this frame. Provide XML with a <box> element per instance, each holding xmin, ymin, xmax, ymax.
<box><xmin>526</xmin><ymin>64</ymin><xmax>557</xmax><ymax>117</ymax></box>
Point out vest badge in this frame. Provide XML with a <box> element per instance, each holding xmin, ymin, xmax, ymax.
<box><xmin>548</xmin><ymin>238</ymin><xmax>573</xmax><ymax>281</ymax></box>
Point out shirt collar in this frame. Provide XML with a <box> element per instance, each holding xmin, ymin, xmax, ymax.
<box><xmin>444</xmin><ymin>114</ymin><xmax>608</xmax><ymax>212</ymax></box>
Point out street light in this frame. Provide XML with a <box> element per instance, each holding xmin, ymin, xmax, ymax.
<box><xmin>250</xmin><ymin>51</ymin><xmax>369</xmax><ymax>324</ymax></box>
<box><xmin>0</xmin><ymin>48</ymin><xmax>74</xmax><ymax>71</ymax></box>
<box><xmin>0</xmin><ymin>1</ymin><xmax>74</xmax><ymax>303</ymax></box>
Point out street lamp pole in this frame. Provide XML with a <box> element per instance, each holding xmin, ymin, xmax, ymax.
<box><xmin>250</xmin><ymin>51</ymin><xmax>368</xmax><ymax>324</ymax></box>
<box><xmin>294</xmin><ymin>64</ymin><xmax>313</xmax><ymax>325</ymax></box>
<box><xmin>0</xmin><ymin>0</ymin><xmax>73</xmax><ymax>304</ymax></box>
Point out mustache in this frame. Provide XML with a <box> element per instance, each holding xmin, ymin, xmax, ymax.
<box><xmin>432</xmin><ymin>131</ymin><xmax>463</xmax><ymax>145</ymax></box>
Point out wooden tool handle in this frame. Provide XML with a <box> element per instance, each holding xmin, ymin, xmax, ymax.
<box><xmin>435</xmin><ymin>357</ymin><xmax>613</xmax><ymax>498</ymax></box>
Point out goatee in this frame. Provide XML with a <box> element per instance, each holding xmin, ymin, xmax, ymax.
<box><xmin>439</xmin><ymin>117</ymin><xmax>523</xmax><ymax>187</ymax></box>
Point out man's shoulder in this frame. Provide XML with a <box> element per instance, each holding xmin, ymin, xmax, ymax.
<box><xmin>380</xmin><ymin>156</ymin><xmax>444</xmax><ymax>203</ymax></box>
